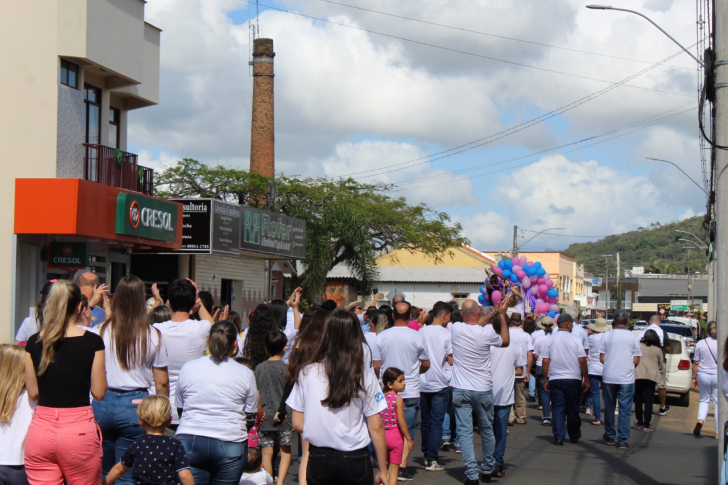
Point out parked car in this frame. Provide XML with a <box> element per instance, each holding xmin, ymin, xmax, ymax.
<box><xmin>661</xmin><ymin>322</ymin><xmax>697</xmax><ymax>357</ymax></box>
<box><xmin>633</xmin><ymin>320</ymin><xmax>648</xmax><ymax>330</ymax></box>
<box><xmin>663</xmin><ymin>332</ymin><xmax>692</xmax><ymax>406</ymax></box>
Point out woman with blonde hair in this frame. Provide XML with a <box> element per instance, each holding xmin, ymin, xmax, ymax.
<box><xmin>0</xmin><ymin>344</ymin><xmax>36</xmax><ymax>485</ymax></box>
<box><xmin>93</xmin><ymin>275</ymin><xmax>170</xmax><ymax>484</ymax></box>
<box><xmin>24</xmin><ymin>279</ymin><xmax>107</xmax><ymax>484</ymax></box>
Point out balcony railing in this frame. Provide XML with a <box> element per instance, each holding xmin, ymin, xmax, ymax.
<box><xmin>83</xmin><ymin>144</ymin><xmax>154</xmax><ymax>196</ymax></box>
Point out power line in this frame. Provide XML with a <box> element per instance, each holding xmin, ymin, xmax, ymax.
<box><xmin>317</xmin><ymin>0</ymin><xmax>696</xmax><ymax>71</ymax></box>
<box><xmin>241</xmin><ymin>0</ymin><xmax>695</xmax><ymax>98</ymax></box>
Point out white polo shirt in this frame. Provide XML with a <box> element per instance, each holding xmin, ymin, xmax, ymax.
<box><xmin>419</xmin><ymin>324</ymin><xmax>453</xmax><ymax>393</ymax></box>
<box><xmin>640</xmin><ymin>324</ymin><xmax>664</xmax><ymax>346</ymax></box>
<box><xmin>571</xmin><ymin>324</ymin><xmax>590</xmax><ymax>351</ymax></box>
<box><xmin>491</xmin><ymin>342</ymin><xmax>526</xmax><ymax>406</ymax></box>
<box><xmin>541</xmin><ymin>330</ymin><xmax>585</xmax><ymax>381</ymax></box>
<box><xmin>375</xmin><ymin>326</ymin><xmax>429</xmax><ymax>398</ymax></box>
<box><xmin>450</xmin><ymin>322</ymin><xmax>502</xmax><ymax>392</ymax></box>
<box><xmin>600</xmin><ymin>327</ymin><xmax>642</xmax><ymax>385</ymax></box>
<box><xmin>287</xmin><ymin>362</ymin><xmax>386</xmax><ymax>451</ymax></box>
<box><xmin>509</xmin><ymin>326</ymin><xmax>533</xmax><ymax>379</ymax></box>
<box><xmin>533</xmin><ymin>332</ymin><xmax>555</xmax><ymax>367</ymax></box>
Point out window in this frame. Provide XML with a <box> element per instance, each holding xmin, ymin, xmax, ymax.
<box><xmin>60</xmin><ymin>60</ymin><xmax>78</xmax><ymax>89</ymax></box>
<box><xmin>109</xmin><ymin>108</ymin><xmax>120</xmax><ymax>149</ymax></box>
<box><xmin>84</xmin><ymin>85</ymin><xmax>101</xmax><ymax>144</ymax></box>
<box><xmin>452</xmin><ymin>293</ymin><xmax>469</xmax><ymax>300</ymax></box>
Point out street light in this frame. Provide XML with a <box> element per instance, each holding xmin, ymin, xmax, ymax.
<box><xmin>645</xmin><ymin>157</ymin><xmax>708</xmax><ymax>195</ymax></box>
<box><xmin>585</xmin><ymin>5</ymin><xmax>705</xmax><ymax>67</ymax></box>
<box><xmin>676</xmin><ymin>229</ymin><xmax>709</xmax><ymax>251</ymax></box>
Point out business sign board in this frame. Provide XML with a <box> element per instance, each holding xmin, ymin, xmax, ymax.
<box><xmin>116</xmin><ymin>193</ymin><xmax>179</xmax><ymax>242</ymax></box>
<box><xmin>47</xmin><ymin>242</ymin><xmax>89</xmax><ymax>269</ymax></box>
<box><xmin>211</xmin><ymin>201</ymin><xmax>241</xmax><ymax>257</ymax></box>
<box><xmin>173</xmin><ymin>199</ymin><xmax>212</xmax><ymax>252</ymax></box>
<box><xmin>241</xmin><ymin>206</ymin><xmax>306</xmax><ymax>259</ymax></box>
<box><xmin>592</xmin><ymin>277</ymin><xmax>601</xmax><ymax>286</ymax></box>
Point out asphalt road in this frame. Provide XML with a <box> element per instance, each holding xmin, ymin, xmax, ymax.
<box><xmin>281</xmin><ymin>389</ymin><xmax>719</xmax><ymax>484</ymax></box>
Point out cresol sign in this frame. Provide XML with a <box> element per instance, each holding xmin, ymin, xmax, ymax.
<box><xmin>116</xmin><ymin>193</ymin><xmax>179</xmax><ymax>242</ymax></box>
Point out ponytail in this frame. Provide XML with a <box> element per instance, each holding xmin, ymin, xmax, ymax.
<box><xmin>208</xmin><ymin>320</ymin><xmax>237</xmax><ymax>362</ymax></box>
<box><xmin>39</xmin><ymin>280</ymin><xmax>83</xmax><ymax>375</ymax></box>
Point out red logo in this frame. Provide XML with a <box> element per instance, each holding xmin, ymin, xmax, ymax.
<box><xmin>129</xmin><ymin>201</ymin><xmax>140</xmax><ymax>229</ymax></box>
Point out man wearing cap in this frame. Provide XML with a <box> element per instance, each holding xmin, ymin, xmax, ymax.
<box><xmin>587</xmin><ymin>318</ymin><xmax>609</xmax><ymax>425</ymax></box>
<box><xmin>600</xmin><ymin>309</ymin><xmax>641</xmax><ymax>449</ymax></box>
<box><xmin>641</xmin><ymin>315</ymin><xmax>671</xmax><ymax>415</ymax></box>
<box><xmin>541</xmin><ymin>314</ymin><xmax>589</xmax><ymax>445</ymax></box>
<box><xmin>507</xmin><ymin>313</ymin><xmax>533</xmax><ymax>425</ymax></box>
<box><xmin>532</xmin><ymin>316</ymin><xmax>556</xmax><ymax>425</ymax></box>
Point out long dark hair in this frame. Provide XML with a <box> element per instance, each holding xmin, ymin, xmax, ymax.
<box><xmin>243</xmin><ymin>304</ymin><xmax>277</xmax><ymax>367</ymax></box>
<box><xmin>304</xmin><ymin>309</ymin><xmax>366</xmax><ymax>409</ymax></box>
<box><xmin>298</xmin><ymin>307</ymin><xmax>318</xmax><ymax>335</ymax></box>
<box><xmin>100</xmin><ymin>275</ymin><xmax>153</xmax><ymax>371</ymax></box>
<box><xmin>286</xmin><ymin>309</ymin><xmax>329</xmax><ymax>383</ymax></box>
<box><xmin>269</xmin><ymin>299</ymin><xmax>288</xmax><ymax>330</ymax></box>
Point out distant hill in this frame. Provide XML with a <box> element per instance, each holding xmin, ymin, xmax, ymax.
<box><xmin>563</xmin><ymin>216</ymin><xmax>709</xmax><ymax>275</ymax></box>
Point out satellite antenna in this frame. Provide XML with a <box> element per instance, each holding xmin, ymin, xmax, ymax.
<box><xmin>248</xmin><ymin>0</ymin><xmax>260</xmax><ymax>76</ymax></box>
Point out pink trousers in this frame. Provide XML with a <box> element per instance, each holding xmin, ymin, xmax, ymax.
<box><xmin>24</xmin><ymin>406</ymin><xmax>102</xmax><ymax>485</ymax></box>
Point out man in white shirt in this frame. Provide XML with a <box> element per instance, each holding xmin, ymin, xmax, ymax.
<box><xmin>507</xmin><ymin>313</ymin><xmax>533</xmax><ymax>425</ymax></box>
<box><xmin>374</xmin><ymin>301</ymin><xmax>429</xmax><ymax>481</ymax></box>
<box><xmin>532</xmin><ymin>316</ymin><xmax>556</xmax><ymax>424</ymax></box>
<box><xmin>419</xmin><ymin>302</ymin><xmax>453</xmax><ymax>472</ymax></box>
<box><xmin>153</xmin><ymin>279</ymin><xmax>212</xmax><ymax>428</ymax></box>
<box><xmin>641</xmin><ymin>315</ymin><xmax>670</xmax><ymax>415</ymax></box>
<box><xmin>542</xmin><ymin>313</ymin><xmax>588</xmax><ymax>446</ymax></box>
<box><xmin>600</xmin><ymin>309</ymin><xmax>641</xmax><ymax>449</ymax></box>
<box><xmin>451</xmin><ymin>299</ymin><xmax>510</xmax><ymax>485</ymax></box>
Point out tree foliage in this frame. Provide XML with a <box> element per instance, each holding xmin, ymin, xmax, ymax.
<box><xmin>155</xmin><ymin>159</ymin><xmax>468</xmax><ymax>296</ymax></box>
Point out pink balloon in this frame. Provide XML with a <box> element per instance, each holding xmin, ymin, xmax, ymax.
<box><xmin>492</xmin><ymin>266</ymin><xmax>503</xmax><ymax>276</ymax></box>
<box><xmin>543</xmin><ymin>273</ymin><xmax>551</xmax><ymax>280</ymax></box>
<box><xmin>522</xmin><ymin>277</ymin><xmax>531</xmax><ymax>289</ymax></box>
<box><xmin>512</xmin><ymin>265</ymin><xmax>522</xmax><ymax>273</ymax></box>
<box><xmin>529</xmin><ymin>275</ymin><xmax>538</xmax><ymax>282</ymax></box>
<box><xmin>511</xmin><ymin>258</ymin><xmax>520</xmax><ymax>267</ymax></box>
<box><xmin>537</xmin><ymin>278</ymin><xmax>545</xmax><ymax>285</ymax></box>
<box><xmin>527</xmin><ymin>261</ymin><xmax>535</xmax><ymax>267</ymax></box>
<box><xmin>545</xmin><ymin>280</ymin><xmax>554</xmax><ymax>288</ymax></box>
<box><xmin>538</xmin><ymin>284</ymin><xmax>548</xmax><ymax>295</ymax></box>
<box><xmin>492</xmin><ymin>291</ymin><xmax>502</xmax><ymax>306</ymax></box>
<box><xmin>516</xmin><ymin>270</ymin><xmax>526</xmax><ymax>280</ymax></box>
<box><xmin>519</xmin><ymin>256</ymin><xmax>527</xmax><ymax>265</ymax></box>
<box><xmin>550</xmin><ymin>304</ymin><xmax>559</xmax><ymax>312</ymax></box>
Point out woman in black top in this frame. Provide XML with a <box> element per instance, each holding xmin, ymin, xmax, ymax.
<box><xmin>24</xmin><ymin>280</ymin><xmax>107</xmax><ymax>485</ymax></box>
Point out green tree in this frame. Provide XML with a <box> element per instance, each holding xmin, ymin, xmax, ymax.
<box><xmin>155</xmin><ymin>159</ymin><xmax>467</xmax><ymax>297</ymax></box>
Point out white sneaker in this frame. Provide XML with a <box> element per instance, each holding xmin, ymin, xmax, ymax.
<box><xmin>425</xmin><ymin>461</ymin><xmax>444</xmax><ymax>472</ymax></box>
<box><xmin>585</xmin><ymin>408</ymin><xmax>593</xmax><ymax>416</ymax></box>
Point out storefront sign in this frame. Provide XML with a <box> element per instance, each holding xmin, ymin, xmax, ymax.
<box><xmin>173</xmin><ymin>199</ymin><xmax>212</xmax><ymax>252</ymax></box>
<box><xmin>211</xmin><ymin>201</ymin><xmax>241</xmax><ymax>257</ymax></box>
<box><xmin>116</xmin><ymin>193</ymin><xmax>179</xmax><ymax>242</ymax></box>
<box><xmin>241</xmin><ymin>206</ymin><xmax>306</xmax><ymax>259</ymax></box>
<box><xmin>47</xmin><ymin>242</ymin><xmax>89</xmax><ymax>269</ymax></box>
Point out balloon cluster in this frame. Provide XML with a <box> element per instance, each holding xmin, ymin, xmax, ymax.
<box><xmin>477</xmin><ymin>255</ymin><xmax>560</xmax><ymax>318</ymax></box>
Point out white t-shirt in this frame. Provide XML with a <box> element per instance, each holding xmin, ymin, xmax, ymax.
<box><xmin>283</xmin><ymin>309</ymin><xmax>297</xmax><ymax>364</ymax></box>
<box><xmin>587</xmin><ymin>333</ymin><xmax>605</xmax><ymax>376</ymax></box>
<box><xmin>14</xmin><ymin>316</ymin><xmax>39</xmax><ymax>343</ymax></box>
<box><xmin>600</xmin><ymin>327</ymin><xmax>642</xmax><ymax>385</ymax></box>
<box><xmin>509</xmin><ymin>326</ymin><xmax>533</xmax><ymax>379</ymax></box>
<box><xmin>239</xmin><ymin>469</ymin><xmax>274</xmax><ymax>485</ymax></box>
<box><xmin>450</xmin><ymin>322</ymin><xmax>503</xmax><ymax>392</ymax></box>
<box><xmin>694</xmin><ymin>337</ymin><xmax>719</xmax><ymax>375</ymax></box>
<box><xmin>571</xmin><ymin>324</ymin><xmax>590</xmax><ymax>351</ymax></box>
<box><xmin>364</xmin><ymin>331</ymin><xmax>380</xmax><ymax>364</ymax></box>
<box><xmin>0</xmin><ymin>390</ymin><xmax>36</xmax><ymax>465</ymax></box>
<box><xmin>531</xmin><ymin>329</ymin><xmax>545</xmax><ymax>347</ymax></box>
<box><xmin>375</xmin><ymin>326</ymin><xmax>429</xmax><ymax>398</ymax></box>
<box><xmin>92</xmin><ymin>324</ymin><xmax>168</xmax><ymax>391</ymax></box>
<box><xmin>153</xmin><ymin>319</ymin><xmax>212</xmax><ymax>423</ymax></box>
<box><xmin>238</xmin><ymin>328</ymin><xmax>249</xmax><ymax>357</ymax></box>
<box><xmin>287</xmin><ymin>362</ymin><xmax>386</xmax><ymax>451</ymax></box>
<box><xmin>419</xmin><ymin>325</ymin><xmax>453</xmax><ymax>393</ymax></box>
<box><xmin>541</xmin><ymin>330</ymin><xmax>586</xmax><ymax>381</ymax></box>
<box><xmin>533</xmin><ymin>332</ymin><xmax>554</xmax><ymax>367</ymax></box>
<box><xmin>491</xmin><ymin>343</ymin><xmax>526</xmax><ymax>406</ymax></box>
<box><xmin>176</xmin><ymin>355</ymin><xmax>258</xmax><ymax>442</ymax></box>
<box><xmin>640</xmin><ymin>324</ymin><xmax>664</xmax><ymax>346</ymax></box>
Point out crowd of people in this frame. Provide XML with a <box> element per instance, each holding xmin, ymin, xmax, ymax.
<box><xmin>1</xmin><ymin>271</ymin><xmax>727</xmax><ymax>485</ymax></box>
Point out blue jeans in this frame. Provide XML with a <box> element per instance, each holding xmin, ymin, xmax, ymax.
<box><xmin>549</xmin><ymin>380</ymin><xmax>582</xmax><ymax>442</ymax></box>
<box><xmin>603</xmin><ymin>383</ymin><xmax>635</xmax><ymax>445</ymax></box>
<box><xmin>536</xmin><ymin>366</ymin><xmax>551</xmax><ymax>420</ymax></box>
<box><xmin>402</xmin><ymin>397</ymin><xmax>420</xmax><ymax>442</ymax></box>
<box><xmin>493</xmin><ymin>405</ymin><xmax>511</xmax><ymax>467</ymax></box>
<box><xmin>589</xmin><ymin>375</ymin><xmax>603</xmax><ymax>421</ymax></box>
<box><xmin>441</xmin><ymin>387</ymin><xmax>459</xmax><ymax>445</ymax></box>
<box><xmin>420</xmin><ymin>388</ymin><xmax>449</xmax><ymax>462</ymax></box>
<box><xmin>453</xmin><ymin>388</ymin><xmax>495</xmax><ymax>480</ymax></box>
<box><xmin>177</xmin><ymin>435</ymin><xmax>247</xmax><ymax>485</ymax></box>
<box><xmin>528</xmin><ymin>372</ymin><xmax>536</xmax><ymax>397</ymax></box>
<box><xmin>92</xmin><ymin>389</ymin><xmax>148</xmax><ymax>484</ymax></box>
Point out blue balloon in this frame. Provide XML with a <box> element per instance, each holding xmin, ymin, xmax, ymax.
<box><xmin>548</xmin><ymin>310</ymin><xmax>556</xmax><ymax>317</ymax></box>
<box><xmin>498</xmin><ymin>260</ymin><xmax>505</xmax><ymax>269</ymax></box>
<box><xmin>523</xmin><ymin>264</ymin><xmax>531</xmax><ymax>273</ymax></box>
<box><xmin>478</xmin><ymin>294</ymin><xmax>486</xmax><ymax>305</ymax></box>
<box><xmin>536</xmin><ymin>268</ymin><xmax>546</xmax><ymax>277</ymax></box>
<box><xmin>534</xmin><ymin>262</ymin><xmax>542</xmax><ymax>270</ymax></box>
<box><xmin>504</xmin><ymin>260</ymin><xmax>513</xmax><ymax>270</ymax></box>
<box><xmin>480</xmin><ymin>285</ymin><xmax>487</xmax><ymax>295</ymax></box>
<box><xmin>502</xmin><ymin>269</ymin><xmax>512</xmax><ymax>278</ymax></box>
<box><xmin>510</xmin><ymin>274</ymin><xmax>519</xmax><ymax>283</ymax></box>
<box><xmin>547</xmin><ymin>289</ymin><xmax>558</xmax><ymax>298</ymax></box>
<box><xmin>527</xmin><ymin>268</ymin><xmax>536</xmax><ymax>276</ymax></box>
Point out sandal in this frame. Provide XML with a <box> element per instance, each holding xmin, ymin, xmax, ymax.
<box><xmin>643</xmin><ymin>427</ymin><xmax>653</xmax><ymax>432</ymax></box>
<box><xmin>591</xmin><ymin>421</ymin><xmax>602</xmax><ymax>426</ymax></box>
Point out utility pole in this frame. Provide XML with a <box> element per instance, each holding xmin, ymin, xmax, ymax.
<box><xmin>616</xmin><ymin>252</ymin><xmax>622</xmax><ymax>310</ymax></box>
<box><xmin>512</xmin><ymin>225</ymin><xmax>518</xmax><ymax>258</ymax></box>
<box><xmin>605</xmin><ymin>256</ymin><xmax>609</xmax><ymax>318</ymax></box>
<box><xmin>717</xmin><ymin>0</ymin><xmax>728</xmax><ymax>472</ymax></box>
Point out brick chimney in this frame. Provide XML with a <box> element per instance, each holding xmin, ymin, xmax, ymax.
<box><xmin>250</xmin><ymin>38</ymin><xmax>275</xmax><ymax>178</ymax></box>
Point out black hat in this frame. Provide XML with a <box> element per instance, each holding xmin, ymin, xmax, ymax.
<box><xmin>613</xmin><ymin>309</ymin><xmax>630</xmax><ymax>324</ymax></box>
<box><xmin>556</xmin><ymin>313</ymin><xmax>573</xmax><ymax>325</ymax></box>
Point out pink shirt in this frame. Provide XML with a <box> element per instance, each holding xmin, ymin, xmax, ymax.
<box><xmin>381</xmin><ymin>392</ymin><xmax>399</xmax><ymax>431</ymax></box>
<box><xmin>408</xmin><ymin>320</ymin><xmax>421</xmax><ymax>331</ymax></box>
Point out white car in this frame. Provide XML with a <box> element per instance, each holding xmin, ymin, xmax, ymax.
<box><xmin>664</xmin><ymin>332</ymin><xmax>692</xmax><ymax>406</ymax></box>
